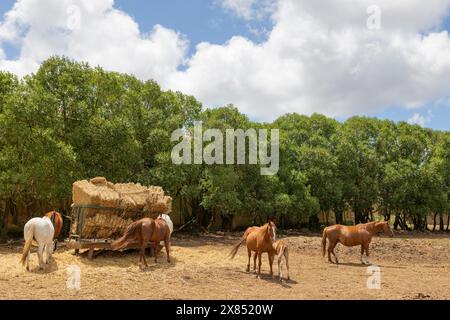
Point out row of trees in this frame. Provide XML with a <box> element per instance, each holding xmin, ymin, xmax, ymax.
<box><xmin>0</xmin><ymin>57</ymin><xmax>449</xmax><ymax>237</ymax></box>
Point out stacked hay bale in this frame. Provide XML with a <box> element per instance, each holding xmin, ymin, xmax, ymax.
<box><xmin>72</xmin><ymin>177</ymin><xmax>172</xmax><ymax>239</ymax></box>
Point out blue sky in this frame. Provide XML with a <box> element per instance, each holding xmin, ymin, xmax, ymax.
<box><xmin>0</xmin><ymin>1</ymin><xmax>449</xmax><ymax>130</ymax></box>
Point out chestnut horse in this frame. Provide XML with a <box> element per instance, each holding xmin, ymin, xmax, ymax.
<box><xmin>273</xmin><ymin>240</ymin><xmax>290</xmax><ymax>281</ymax></box>
<box><xmin>229</xmin><ymin>219</ymin><xmax>277</xmax><ymax>278</ymax></box>
<box><xmin>43</xmin><ymin>211</ymin><xmax>63</xmax><ymax>251</ymax></box>
<box><xmin>322</xmin><ymin>221</ymin><xmax>393</xmax><ymax>265</ymax></box>
<box><xmin>111</xmin><ymin>216</ymin><xmax>171</xmax><ymax>268</ymax></box>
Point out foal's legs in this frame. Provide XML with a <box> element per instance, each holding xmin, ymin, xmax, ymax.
<box><xmin>285</xmin><ymin>250</ymin><xmax>290</xmax><ymax>280</ymax></box>
<box><xmin>246</xmin><ymin>249</ymin><xmax>251</xmax><ymax>272</ymax></box>
<box><xmin>253</xmin><ymin>252</ymin><xmax>257</xmax><ymax>273</ymax></box>
<box><xmin>277</xmin><ymin>253</ymin><xmax>283</xmax><ymax>280</ymax></box>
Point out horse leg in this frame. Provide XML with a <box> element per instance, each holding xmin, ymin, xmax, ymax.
<box><xmin>45</xmin><ymin>243</ymin><xmax>53</xmax><ymax>264</ymax></box>
<box><xmin>277</xmin><ymin>254</ymin><xmax>283</xmax><ymax>281</ymax></box>
<box><xmin>246</xmin><ymin>249</ymin><xmax>251</xmax><ymax>272</ymax></box>
<box><xmin>327</xmin><ymin>241</ymin><xmax>336</xmax><ymax>263</ymax></box>
<box><xmin>253</xmin><ymin>252</ymin><xmax>257</xmax><ymax>273</ymax></box>
<box><xmin>285</xmin><ymin>251</ymin><xmax>290</xmax><ymax>280</ymax></box>
<box><xmin>360</xmin><ymin>245</ymin><xmax>365</xmax><ymax>264</ymax></box>
<box><xmin>364</xmin><ymin>244</ymin><xmax>371</xmax><ymax>265</ymax></box>
<box><xmin>164</xmin><ymin>239</ymin><xmax>171</xmax><ymax>263</ymax></box>
<box><xmin>332</xmin><ymin>244</ymin><xmax>339</xmax><ymax>264</ymax></box>
<box><xmin>257</xmin><ymin>252</ymin><xmax>262</xmax><ymax>278</ymax></box>
<box><xmin>38</xmin><ymin>243</ymin><xmax>45</xmax><ymax>269</ymax></box>
<box><xmin>154</xmin><ymin>242</ymin><xmax>159</xmax><ymax>263</ymax></box>
<box><xmin>268</xmin><ymin>252</ymin><xmax>274</xmax><ymax>277</ymax></box>
<box><xmin>140</xmin><ymin>245</ymin><xmax>148</xmax><ymax>268</ymax></box>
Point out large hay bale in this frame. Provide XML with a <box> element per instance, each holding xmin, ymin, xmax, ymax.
<box><xmin>72</xmin><ymin>177</ymin><xmax>173</xmax><ymax>239</ymax></box>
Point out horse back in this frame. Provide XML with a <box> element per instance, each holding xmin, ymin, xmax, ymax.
<box><xmin>150</xmin><ymin>219</ymin><xmax>170</xmax><ymax>241</ymax></box>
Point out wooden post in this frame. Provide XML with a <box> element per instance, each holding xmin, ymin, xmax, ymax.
<box><xmin>88</xmin><ymin>247</ymin><xmax>94</xmax><ymax>260</ymax></box>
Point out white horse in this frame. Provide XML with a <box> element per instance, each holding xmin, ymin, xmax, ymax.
<box><xmin>20</xmin><ymin>216</ymin><xmax>55</xmax><ymax>271</ymax></box>
<box><xmin>158</xmin><ymin>213</ymin><xmax>173</xmax><ymax>246</ymax></box>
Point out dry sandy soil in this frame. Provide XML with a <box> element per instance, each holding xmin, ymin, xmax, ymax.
<box><xmin>0</xmin><ymin>232</ymin><xmax>449</xmax><ymax>300</ymax></box>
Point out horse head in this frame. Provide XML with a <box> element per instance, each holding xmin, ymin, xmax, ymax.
<box><xmin>378</xmin><ymin>221</ymin><xmax>394</xmax><ymax>237</ymax></box>
<box><xmin>267</xmin><ymin>217</ymin><xmax>277</xmax><ymax>243</ymax></box>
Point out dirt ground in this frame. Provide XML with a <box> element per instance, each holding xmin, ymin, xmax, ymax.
<box><xmin>0</xmin><ymin>232</ymin><xmax>449</xmax><ymax>300</ymax></box>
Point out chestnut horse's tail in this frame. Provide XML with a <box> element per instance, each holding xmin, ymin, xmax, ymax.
<box><xmin>229</xmin><ymin>228</ymin><xmax>252</xmax><ymax>259</ymax></box>
<box><xmin>111</xmin><ymin>220</ymin><xmax>142</xmax><ymax>250</ymax></box>
<box><xmin>322</xmin><ymin>228</ymin><xmax>328</xmax><ymax>257</ymax></box>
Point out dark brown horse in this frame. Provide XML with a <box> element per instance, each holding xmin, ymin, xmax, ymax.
<box><xmin>322</xmin><ymin>221</ymin><xmax>393</xmax><ymax>265</ymax></box>
<box><xmin>229</xmin><ymin>219</ymin><xmax>277</xmax><ymax>278</ymax></box>
<box><xmin>43</xmin><ymin>211</ymin><xmax>63</xmax><ymax>251</ymax></box>
<box><xmin>111</xmin><ymin>217</ymin><xmax>171</xmax><ymax>268</ymax></box>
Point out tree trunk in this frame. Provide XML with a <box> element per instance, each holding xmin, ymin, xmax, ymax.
<box><xmin>433</xmin><ymin>213</ymin><xmax>437</xmax><ymax>231</ymax></box>
<box><xmin>439</xmin><ymin>214</ymin><xmax>444</xmax><ymax>231</ymax></box>
<box><xmin>335</xmin><ymin>210</ymin><xmax>343</xmax><ymax>225</ymax></box>
<box><xmin>206</xmin><ymin>212</ymin><xmax>216</xmax><ymax>231</ymax></box>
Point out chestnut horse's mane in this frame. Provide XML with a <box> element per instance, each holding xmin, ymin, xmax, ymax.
<box><xmin>358</xmin><ymin>221</ymin><xmax>386</xmax><ymax>234</ymax></box>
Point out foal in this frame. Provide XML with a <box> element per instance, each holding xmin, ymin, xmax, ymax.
<box><xmin>322</xmin><ymin>221</ymin><xmax>393</xmax><ymax>264</ymax></box>
<box><xmin>273</xmin><ymin>240</ymin><xmax>290</xmax><ymax>281</ymax></box>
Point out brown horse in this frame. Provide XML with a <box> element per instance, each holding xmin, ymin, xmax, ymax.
<box><xmin>273</xmin><ymin>240</ymin><xmax>290</xmax><ymax>281</ymax></box>
<box><xmin>43</xmin><ymin>211</ymin><xmax>63</xmax><ymax>251</ymax></box>
<box><xmin>111</xmin><ymin>217</ymin><xmax>171</xmax><ymax>268</ymax></box>
<box><xmin>322</xmin><ymin>221</ymin><xmax>393</xmax><ymax>265</ymax></box>
<box><xmin>229</xmin><ymin>219</ymin><xmax>277</xmax><ymax>278</ymax></box>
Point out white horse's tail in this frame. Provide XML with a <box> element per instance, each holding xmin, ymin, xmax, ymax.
<box><xmin>20</xmin><ymin>223</ymin><xmax>34</xmax><ymax>266</ymax></box>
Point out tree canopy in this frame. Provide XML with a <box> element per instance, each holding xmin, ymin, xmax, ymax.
<box><xmin>0</xmin><ymin>57</ymin><xmax>448</xmax><ymax>237</ymax></box>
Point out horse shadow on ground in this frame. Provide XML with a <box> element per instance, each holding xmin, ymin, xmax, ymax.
<box><xmin>76</xmin><ymin>248</ymin><xmax>178</xmax><ymax>271</ymax></box>
<box><xmin>28</xmin><ymin>258</ymin><xmax>59</xmax><ymax>274</ymax></box>
<box><xmin>235</xmin><ymin>270</ymin><xmax>298</xmax><ymax>288</ymax></box>
<box><xmin>331</xmin><ymin>262</ymin><xmax>407</xmax><ymax>269</ymax></box>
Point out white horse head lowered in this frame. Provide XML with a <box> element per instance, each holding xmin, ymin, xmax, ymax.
<box><xmin>21</xmin><ymin>216</ymin><xmax>55</xmax><ymax>271</ymax></box>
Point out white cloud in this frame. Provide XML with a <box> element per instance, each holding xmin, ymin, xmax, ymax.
<box><xmin>408</xmin><ymin>110</ymin><xmax>433</xmax><ymax>127</ymax></box>
<box><xmin>0</xmin><ymin>0</ymin><xmax>187</xmax><ymax>80</ymax></box>
<box><xmin>218</xmin><ymin>0</ymin><xmax>276</xmax><ymax>20</ymax></box>
<box><xmin>1</xmin><ymin>0</ymin><xmax>450</xmax><ymax>122</ymax></box>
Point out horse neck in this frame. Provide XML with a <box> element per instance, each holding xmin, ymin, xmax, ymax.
<box><xmin>261</xmin><ymin>223</ymin><xmax>272</xmax><ymax>241</ymax></box>
<box><xmin>365</xmin><ymin>222</ymin><xmax>381</xmax><ymax>235</ymax></box>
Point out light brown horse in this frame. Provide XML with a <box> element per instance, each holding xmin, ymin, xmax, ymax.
<box><xmin>322</xmin><ymin>221</ymin><xmax>393</xmax><ymax>265</ymax></box>
<box><xmin>111</xmin><ymin>217</ymin><xmax>171</xmax><ymax>268</ymax></box>
<box><xmin>273</xmin><ymin>240</ymin><xmax>290</xmax><ymax>282</ymax></box>
<box><xmin>43</xmin><ymin>211</ymin><xmax>63</xmax><ymax>251</ymax></box>
<box><xmin>229</xmin><ymin>219</ymin><xmax>277</xmax><ymax>278</ymax></box>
